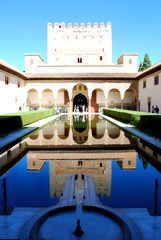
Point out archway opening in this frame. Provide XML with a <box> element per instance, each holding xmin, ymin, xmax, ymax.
<box><xmin>107</xmin><ymin>89</ymin><xmax>121</xmax><ymax>108</ymax></box>
<box><xmin>123</xmin><ymin>88</ymin><xmax>137</xmax><ymax>110</ymax></box>
<box><xmin>91</xmin><ymin>89</ymin><xmax>105</xmax><ymax>112</ymax></box>
<box><xmin>41</xmin><ymin>89</ymin><xmax>54</xmax><ymax>108</ymax></box>
<box><xmin>73</xmin><ymin>93</ymin><xmax>87</xmax><ymax>112</ymax></box>
<box><xmin>57</xmin><ymin>89</ymin><xmax>69</xmax><ymax>113</ymax></box>
<box><xmin>27</xmin><ymin>89</ymin><xmax>39</xmax><ymax>110</ymax></box>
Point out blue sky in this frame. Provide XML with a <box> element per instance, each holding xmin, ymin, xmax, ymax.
<box><xmin>0</xmin><ymin>0</ymin><xmax>161</xmax><ymax>70</ymax></box>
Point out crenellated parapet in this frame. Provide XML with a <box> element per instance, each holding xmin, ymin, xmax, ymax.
<box><xmin>47</xmin><ymin>21</ymin><xmax>112</xmax><ymax>66</ymax></box>
<box><xmin>48</xmin><ymin>21</ymin><xmax>111</xmax><ymax>29</ymax></box>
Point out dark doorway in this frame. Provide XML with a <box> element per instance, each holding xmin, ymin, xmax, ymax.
<box><xmin>73</xmin><ymin>93</ymin><xmax>87</xmax><ymax>112</ymax></box>
<box><xmin>147</xmin><ymin>97</ymin><xmax>151</xmax><ymax>112</ymax></box>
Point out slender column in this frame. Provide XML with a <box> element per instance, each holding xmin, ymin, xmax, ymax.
<box><xmin>105</xmin><ymin>98</ymin><xmax>108</xmax><ymax>108</ymax></box>
<box><xmin>69</xmin><ymin>99</ymin><xmax>73</xmax><ymax>113</ymax></box>
<box><xmin>68</xmin><ymin>88</ymin><xmax>73</xmax><ymax>114</ymax></box>
<box><xmin>121</xmin><ymin>100</ymin><xmax>124</xmax><ymax>109</ymax></box>
<box><xmin>38</xmin><ymin>91</ymin><xmax>42</xmax><ymax>109</ymax></box>
<box><xmin>53</xmin><ymin>91</ymin><xmax>57</xmax><ymax>108</ymax></box>
<box><xmin>88</xmin><ymin>98</ymin><xmax>91</xmax><ymax>113</ymax></box>
<box><xmin>104</xmin><ymin>86</ymin><xmax>110</xmax><ymax>110</ymax></box>
<box><xmin>120</xmin><ymin>89</ymin><xmax>125</xmax><ymax>110</ymax></box>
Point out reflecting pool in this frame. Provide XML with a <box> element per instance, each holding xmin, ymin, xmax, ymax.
<box><xmin>26</xmin><ymin>114</ymin><xmax>131</xmax><ymax>148</ymax></box>
<box><xmin>0</xmin><ymin>114</ymin><xmax>161</xmax><ymax>210</ymax></box>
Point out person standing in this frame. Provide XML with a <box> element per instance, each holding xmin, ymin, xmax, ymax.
<box><xmin>152</xmin><ymin>106</ymin><xmax>155</xmax><ymax>113</ymax></box>
<box><xmin>155</xmin><ymin>105</ymin><xmax>159</xmax><ymax>113</ymax></box>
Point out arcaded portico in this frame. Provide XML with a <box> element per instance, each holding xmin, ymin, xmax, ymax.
<box><xmin>26</xmin><ymin>76</ymin><xmax>137</xmax><ymax>113</ymax></box>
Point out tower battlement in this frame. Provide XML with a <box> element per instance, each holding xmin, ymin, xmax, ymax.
<box><xmin>47</xmin><ymin>21</ymin><xmax>112</xmax><ymax>66</ymax></box>
<box><xmin>48</xmin><ymin>22</ymin><xmax>111</xmax><ymax>29</ymax></box>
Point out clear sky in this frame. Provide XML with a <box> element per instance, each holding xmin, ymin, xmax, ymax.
<box><xmin>0</xmin><ymin>0</ymin><xmax>161</xmax><ymax>71</ymax></box>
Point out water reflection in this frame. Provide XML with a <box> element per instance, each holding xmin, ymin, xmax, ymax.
<box><xmin>107</xmin><ymin>122</ymin><xmax>120</xmax><ymax>139</ymax></box>
<box><xmin>43</xmin><ymin>123</ymin><xmax>54</xmax><ymax>140</ymax></box>
<box><xmin>129</xmin><ymin>137</ymin><xmax>161</xmax><ymax>172</ymax></box>
<box><xmin>1</xmin><ymin>114</ymin><xmax>161</xmax><ymax>210</ymax></box>
<box><xmin>73</xmin><ymin>114</ymin><xmax>88</xmax><ymax>133</ymax></box>
<box><xmin>26</xmin><ymin>149</ymin><xmax>137</xmax><ymax>202</ymax></box>
<box><xmin>26</xmin><ymin>115</ymin><xmax>130</xmax><ymax>148</ymax></box>
<box><xmin>1</xmin><ymin>147</ymin><xmax>161</xmax><ymax>209</ymax></box>
<box><xmin>73</xmin><ymin>115</ymin><xmax>89</xmax><ymax>144</ymax></box>
<box><xmin>91</xmin><ymin>116</ymin><xmax>106</xmax><ymax>139</ymax></box>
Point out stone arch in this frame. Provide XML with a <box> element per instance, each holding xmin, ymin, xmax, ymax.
<box><xmin>72</xmin><ymin>115</ymin><xmax>88</xmax><ymax>144</ymax></box>
<box><xmin>56</xmin><ymin>116</ymin><xmax>70</xmax><ymax>139</ymax></box>
<box><xmin>123</xmin><ymin>88</ymin><xmax>137</xmax><ymax>110</ymax></box>
<box><xmin>27</xmin><ymin>89</ymin><xmax>39</xmax><ymax>109</ymax></box>
<box><xmin>29</xmin><ymin>132</ymin><xmax>39</xmax><ymax>140</ymax></box>
<box><xmin>43</xmin><ymin>125</ymin><xmax>54</xmax><ymax>139</ymax></box>
<box><xmin>91</xmin><ymin>116</ymin><xmax>105</xmax><ymax>139</ymax></box>
<box><xmin>91</xmin><ymin>88</ymin><xmax>105</xmax><ymax>112</ymax></box>
<box><xmin>107</xmin><ymin>89</ymin><xmax>121</xmax><ymax>108</ymax></box>
<box><xmin>41</xmin><ymin>89</ymin><xmax>54</xmax><ymax>108</ymax></box>
<box><xmin>57</xmin><ymin>88</ymin><xmax>70</xmax><ymax>112</ymax></box>
<box><xmin>72</xmin><ymin>83</ymin><xmax>88</xmax><ymax>98</ymax></box>
<box><xmin>72</xmin><ymin>84</ymin><xmax>88</xmax><ymax>112</ymax></box>
<box><xmin>73</xmin><ymin>93</ymin><xmax>87</xmax><ymax>112</ymax></box>
<box><xmin>107</xmin><ymin>123</ymin><xmax>120</xmax><ymax>139</ymax></box>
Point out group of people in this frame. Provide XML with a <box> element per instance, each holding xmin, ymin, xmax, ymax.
<box><xmin>152</xmin><ymin>105</ymin><xmax>159</xmax><ymax>113</ymax></box>
<box><xmin>74</xmin><ymin>105</ymin><xmax>88</xmax><ymax>113</ymax></box>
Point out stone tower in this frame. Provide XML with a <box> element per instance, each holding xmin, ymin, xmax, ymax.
<box><xmin>47</xmin><ymin>22</ymin><xmax>112</xmax><ymax>66</ymax></box>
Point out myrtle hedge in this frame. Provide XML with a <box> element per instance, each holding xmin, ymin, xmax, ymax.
<box><xmin>0</xmin><ymin>109</ymin><xmax>55</xmax><ymax>135</ymax></box>
<box><xmin>103</xmin><ymin>108</ymin><xmax>161</xmax><ymax>138</ymax></box>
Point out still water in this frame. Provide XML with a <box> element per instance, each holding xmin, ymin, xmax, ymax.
<box><xmin>0</xmin><ymin>114</ymin><xmax>161</xmax><ymax>209</ymax></box>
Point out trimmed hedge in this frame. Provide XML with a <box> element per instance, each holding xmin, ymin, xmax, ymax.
<box><xmin>138</xmin><ymin>115</ymin><xmax>161</xmax><ymax>137</ymax></box>
<box><xmin>103</xmin><ymin>108</ymin><xmax>161</xmax><ymax>138</ymax></box>
<box><xmin>0</xmin><ymin>109</ymin><xmax>55</xmax><ymax>135</ymax></box>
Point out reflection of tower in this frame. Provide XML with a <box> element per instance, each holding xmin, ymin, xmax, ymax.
<box><xmin>49</xmin><ymin>160</ymin><xmax>69</xmax><ymax>197</ymax></box>
<box><xmin>49</xmin><ymin>159</ymin><xmax>112</xmax><ymax>198</ymax></box>
<box><xmin>117</xmin><ymin>151</ymin><xmax>136</xmax><ymax>170</ymax></box>
<box><xmin>27</xmin><ymin>154</ymin><xmax>45</xmax><ymax>170</ymax></box>
<box><xmin>49</xmin><ymin>161</ymin><xmax>56</xmax><ymax>198</ymax></box>
<box><xmin>27</xmin><ymin>150</ymin><xmax>136</xmax><ymax>200</ymax></box>
<box><xmin>93</xmin><ymin>161</ymin><xmax>111</xmax><ymax>198</ymax></box>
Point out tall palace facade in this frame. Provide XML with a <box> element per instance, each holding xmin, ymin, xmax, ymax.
<box><xmin>0</xmin><ymin>22</ymin><xmax>161</xmax><ymax>114</ymax></box>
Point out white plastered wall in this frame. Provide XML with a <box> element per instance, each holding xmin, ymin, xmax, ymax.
<box><xmin>138</xmin><ymin>71</ymin><xmax>161</xmax><ymax>112</ymax></box>
<box><xmin>0</xmin><ymin>70</ymin><xmax>26</xmax><ymax>114</ymax></box>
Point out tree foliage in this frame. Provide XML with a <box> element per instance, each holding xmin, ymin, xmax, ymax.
<box><xmin>138</xmin><ymin>53</ymin><xmax>151</xmax><ymax>71</ymax></box>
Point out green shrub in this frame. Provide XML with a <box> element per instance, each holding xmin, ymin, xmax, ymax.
<box><xmin>0</xmin><ymin>109</ymin><xmax>55</xmax><ymax>135</ymax></box>
<box><xmin>138</xmin><ymin>115</ymin><xmax>161</xmax><ymax>137</ymax></box>
<box><xmin>103</xmin><ymin>108</ymin><xmax>161</xmax><ymax>138</ymax></box>
<box><xmin>103</xmin><ymin>109</ymin><xmax>143</xmax><ymax>125</ymax></box>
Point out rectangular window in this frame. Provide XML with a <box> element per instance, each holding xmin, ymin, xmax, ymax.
<box><xmin>5</xmin><ymin>76</ymin><xmax>9</xmax><ymax>84</ymax></box>
<box><xmin>143</xmin><ymin>80</ymin><xmax>146</xmax><ymax>88</ymax></box>
<box><xmin>77</xmin><ymin>58</ymin><xmax>82</xmax><ymax>63</ymax></box>
<box><xmin>100</xmin><ymin>56</ymin><xmax>103</xmax><ymax>61</ymax></box>
<box><xmin>154</xmin><ymin>75</ymin><xmax>159</xmax><ymax>85</ymax></box>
